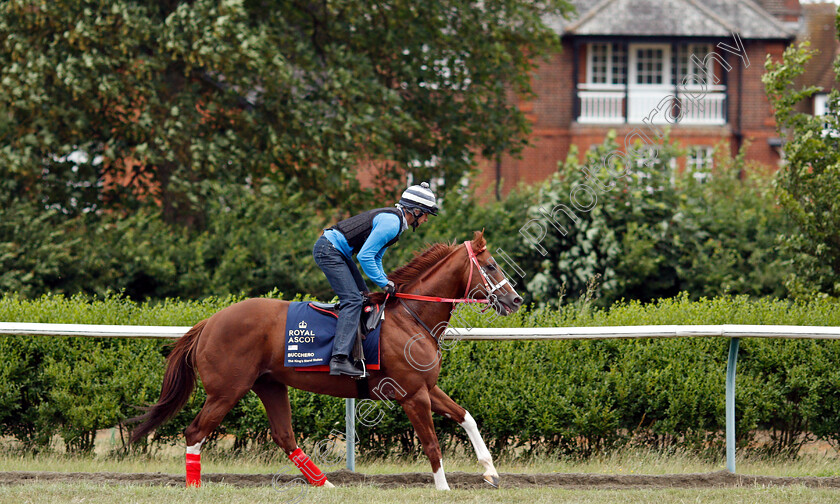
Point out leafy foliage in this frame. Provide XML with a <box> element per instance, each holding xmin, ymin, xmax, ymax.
<box><xmin>763</xmin><ymin>30</ymin><xmax>840</xmax><ymax>298</ymax></box>
<box><xmin>0</xmin><ymin>0</ymin><xmax>571</xmax><ymax>221</ymax></box>
<box><xmin>0</xmin><ymin>182</ymin><xmax>325</xmax><ymax>301</ymax></box>
<box><xmin>40</xmin><ymin>338</ymin><xmax>165</xmax><ymax>453</ymax></box>
<box><xmin>509</xmin><ymin>132</ymin><xmax>793</xmax><ymax>306</ymax></box>
<box><xmin>0</xmin><ymin>125</ymin><xmax>796</xmax><ymax>304</ymax></box>
<box><xmin>0</xmin><ymin>200</ymin><xmax>81</xmax><ymax>297</ymax></box>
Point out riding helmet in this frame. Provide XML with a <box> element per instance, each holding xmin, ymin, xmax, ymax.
<box><xmin>399</xmin><ymin>181</ymin><xmax>439</xmax><ymax>216</ymax></box>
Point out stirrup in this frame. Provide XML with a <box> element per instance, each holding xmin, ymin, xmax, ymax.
<box><xmin>353</xmin><ymin>360</ymin><xmax>368</xmax><ymax>380</ymax></box>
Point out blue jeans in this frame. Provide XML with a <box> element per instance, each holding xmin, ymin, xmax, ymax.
<box><xmin>313</xmin><ymin>235</ymin><xmax>367</xmax><ymax>357</ymax></box>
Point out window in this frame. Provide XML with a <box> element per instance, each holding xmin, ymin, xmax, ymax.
<box><xmin>635</xmin><ymin>47</ymin><xmax>665</xmax><ymax>85</ymax></box>
<box><xmin>590</xmin><ymin>43</ymin><xmax>608</xmax><ymax>84</ymax></box>
<box><xmin>587</xmin><ymin>43</ymin><xmax>626</xmax><ymax>85</ymax></box>
<box><xmin>813</xmin><ymin>93</ymin><xmax>840</xmax><ymax>138</ymax></box>
<box><xmin>676</xmin><ymin>44</ymin><xmax>713</xmax><ymax>85</ymax></box>
<box><xmin>406</xmin><ymin>158</ymin><xmax>445</xmax><ymax>196</ymax></box>
<box><xmin>686</xmin><ymin>146</ymin><xmax>714</xmax><ymax>181</ymax></box>
<box><xmin>633</xmin><ymin>145</ymin><xmax>658</xmax><ymax>169</ymax></box>
<box><xmin>815</xmin><ymin>94</ymin><xmax>828</xmax><ymax>116</ymax></box>
<box><xmin>611</xmin><ymin>44</ymin><xmax>627</xmax><ymax>85</ymax></box>
<box><xmin>626</xmin><ymin>44</ymin><xmax>672</xmax><ymax>122</ymax></box>
<box><xmin>627</xmin><ymin>145</ymin><xmax>670</xmax><ymax>194</ymax></box>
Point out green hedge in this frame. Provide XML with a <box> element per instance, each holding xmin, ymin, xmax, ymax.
<box><xmin>1</xmin><ymin>293</ymin><xmax>839</xmax><ymax>457</ymax></box>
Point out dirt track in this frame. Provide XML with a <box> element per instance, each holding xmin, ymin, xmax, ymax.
<box><xmin>2</xmin><ymin>470</ymin><xmax>840</xmax><ymax>489</ymax></box>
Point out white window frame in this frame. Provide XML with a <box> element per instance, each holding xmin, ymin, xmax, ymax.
<box><xmin>813</xmin><ymin>93</ymin><xmax>840</xmax><ymax>138</ymax></box>
<box><xmin>406</xmin><ymin>171</ymin><xmax>445</xmax><ymax>191</ymax></box>
<box><xmin>586</xmin><ymin>43</ymin><xmax>627</xmax><ymax>86</ymax></box>
<box><xmin>686</xmin><ymin>146</ymin><xmax>714</xmax><ymax>181</ymax></box>
<box><xmin>626</xmin><ymin>44</ymin><xmax>672</xmax><ymax>123</ymax></box>
<box><xmin>815</xmin><ymin>93</ymin><xmax>828</xmax><ymax>116</ymax></box>
<box><xmin>629</xmin><ymin>43</ymin><xmax>671</xmax><ymax>87</ymax></box>
<box><xmin>676</xmin><ymin>44</ymin><xmax>713</xmax><ymax>86</ymax></box>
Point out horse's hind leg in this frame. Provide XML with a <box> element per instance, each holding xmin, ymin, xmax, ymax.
<box><xmin>429</xmin><ymin>385</ymin><xmax>499</xmax><ymax>487</ymax></box>
<box><xmin>251</xmin><ymin>378</ymin><xmax>335</xmax><ymax>488</ymax></box>
<box><xmin>182</xmin><ymin>387</ymin><xmax>251</xmax><ymax>487</ymax></box>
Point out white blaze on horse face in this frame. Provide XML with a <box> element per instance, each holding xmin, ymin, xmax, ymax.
<box><xmin>460</xmin><ymin>411</ymin><xmax>499</xmax><ymax>481</ymax></box>
<box><xmin>186</xmin><ymin>437</ymin><xmax>205</xmax><ymax>455</ymax></box>
<box><xmin>433</xmin><ymin>460</ymin><xmax>451</xmax><ymax>491</ymax></box>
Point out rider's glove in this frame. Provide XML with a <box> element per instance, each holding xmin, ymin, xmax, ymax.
<box><xmin>383</xmin><ymin>280</ymin><xmax>396</xmax><ymax>295</ymax></box>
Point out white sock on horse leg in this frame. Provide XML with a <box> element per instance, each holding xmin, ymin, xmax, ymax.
<box><xmin>433</xmin><ymin>460</ymin><xmax>451</xmax><ymax>491</ymax></box>
<box><xmin>186</xmin><ymin>437</ymin><xmax>205</xmax><ymax>455</ymax></box>
<box><xmin>460</xmin><ymin>411</ymin><xmax>498</xmax><ymax>479</ymax></box>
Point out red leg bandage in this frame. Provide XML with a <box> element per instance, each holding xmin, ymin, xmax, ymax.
<box><xmin>289</xmin><ymin>448</ymin><xmax>326</xmax><ymax>486</ymax></box>
<box><xmin>186</xmin><ymin>453</ymin><xmax>201</xmax><ymax>487</ymax></box>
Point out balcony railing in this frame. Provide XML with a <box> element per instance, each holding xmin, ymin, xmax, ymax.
<box><xmin>577</xmin><ymin>84</ymin><xmax>727</xmax><ymax>126</ymax></box>
<box><xmin>678</xmin><ymin>87</ymin><xmax>727</xmax><ymax>125</ymax></box>
<box><xmin>578</xmin><ymin>88</ymin><xmax>625</xmax><ymax>125</ymax></box>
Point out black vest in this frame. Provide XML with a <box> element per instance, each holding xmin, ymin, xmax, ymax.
<box><xmin>329</xmin><ymin>207</ymin><xmax>403</xmax><ymax>254</ymax></box>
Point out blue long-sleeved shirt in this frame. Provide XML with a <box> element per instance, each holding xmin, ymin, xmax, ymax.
<box><xmin>324</xmin><ymin>211</ymin><xmax>405</xmax><ymax>287</ymax></box>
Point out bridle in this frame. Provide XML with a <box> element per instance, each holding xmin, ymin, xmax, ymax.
<box><xmin>392</xmin><ymin>240</ymin><xmax>512</xmax><ymax>340</ymax></box>
<box><xmin>393</xmin><ymin>240</ymin><xmax>510</xmax><ymax>304</ymax></box>
<box><xmin>463</xmin><ymin>240</ymin><xmax>512</xmax><ymax>299</ymax></box>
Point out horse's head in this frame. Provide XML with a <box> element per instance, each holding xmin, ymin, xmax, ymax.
<box><xmin>464</xmin><ymin>231</ymin><xmax>523</xmax><ymax>316</ymax></box>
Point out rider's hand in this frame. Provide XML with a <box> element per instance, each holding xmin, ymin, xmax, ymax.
<box><xmin>383</xmin><ymin>280</ymin><xmax>396</xmax><ymax>295</ymax></box>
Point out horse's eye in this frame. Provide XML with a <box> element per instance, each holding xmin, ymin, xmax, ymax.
<box><xmin>485</xmin><ymin>263</ymin><xmax>496</xmax><ymax>272</ymax></box>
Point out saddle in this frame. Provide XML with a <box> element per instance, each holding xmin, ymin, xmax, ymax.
<box><xmin>308</xmin><ymin>296</ymin><xmax>385</xmax><ymax>364</ymax></box>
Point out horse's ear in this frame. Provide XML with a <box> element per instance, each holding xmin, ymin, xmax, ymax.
<box><xmin>471</xmin><ymin>230</ymin><xmax>486</xmax><ymax>252</ymax></box>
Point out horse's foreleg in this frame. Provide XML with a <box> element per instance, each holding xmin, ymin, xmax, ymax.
<box><xmin>400</xmin><ymin>388</ymin><xmax>450</xmax><ymax>490</ymax></box>
<box><xmin>252</xmin><ymin>379</ymin><xmax>334</xmax><ymax>488</ymax></box>
<box><xmin>429</xmin><ymin>385</ymin><xmax>499</xmax><ymax>487</ymax></box>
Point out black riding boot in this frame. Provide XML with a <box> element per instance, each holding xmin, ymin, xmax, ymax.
<box><xmin>329</xmin><ymin>355</ymin><xmax>364</xmax><ymax>377</ymax></box>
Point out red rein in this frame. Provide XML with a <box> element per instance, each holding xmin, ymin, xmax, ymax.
<box><xmin>393</xmin><ymin>241</ymin><xmax>490</xmax><ymax>304</ymax></box>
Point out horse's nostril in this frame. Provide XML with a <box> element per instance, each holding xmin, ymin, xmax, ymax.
<box><xmin>513</xmin><ymin>296</ymin><xmax>523</xmax><ymax>305</ymax></box>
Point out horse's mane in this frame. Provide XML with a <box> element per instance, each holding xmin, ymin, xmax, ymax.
<box><xmin>388</xmin><ymin>241</ymin><xmax>458</xmax><ymax>286</ymax></box>
<box><xmin>368</xmin><ymin>231</ymin><xmax>486</xmax><ymax>305</ymax></box>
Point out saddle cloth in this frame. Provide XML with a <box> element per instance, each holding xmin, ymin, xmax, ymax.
<box><xmin>284</xmin><ymin>301</ymin><xmax>381</xmax><ymax>371</ymax></box>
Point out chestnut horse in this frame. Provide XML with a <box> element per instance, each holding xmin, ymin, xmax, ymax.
<box><xmin>129</xmin><ymin>231</ymin><xmax>522</xmax><ymax>490</ymax></box>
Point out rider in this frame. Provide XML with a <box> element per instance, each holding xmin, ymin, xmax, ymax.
<box><xmin>314</xmin><ymin>182</ymin><xmax>439</xmax><ymax>377</ymax></box>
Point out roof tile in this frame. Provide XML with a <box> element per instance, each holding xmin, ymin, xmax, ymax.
<box><xmin>549</xmin><ymin>0</ymin><xmax>796</xmax><ymax>39</ymax></box>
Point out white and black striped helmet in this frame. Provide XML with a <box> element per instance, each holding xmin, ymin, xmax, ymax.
<box><xmin>399</xmin><ymin>181</ymin><xmax>439</xmax><ymax>215</ymax></box>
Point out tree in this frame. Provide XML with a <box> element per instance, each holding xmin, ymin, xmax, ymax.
<box><xmin>518</xmin><ymin>132</ymin><xmax>792</xmax><ymax>306</ymax></box>
<box><xmin>0</xmin><ymin>0</ymin><xmax>572</xmax><ymax>223</ymax></box>
<box><xmin>763</xmin><ymin>16</ymin><xmax>840</xmax><ymax>297</ymax></box>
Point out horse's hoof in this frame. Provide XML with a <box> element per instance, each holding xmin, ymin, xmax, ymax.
<box><xmin>323</xmin><ymin>480</ymin><xmax>335</xmax><ymax>488</ymax></box>
<box><xmin>483</xmin><ymin>474</ymin><xmax>499</xmax><ymax>488</ymax></box>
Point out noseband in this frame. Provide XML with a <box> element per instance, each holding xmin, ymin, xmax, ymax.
<box><xmin>463</xmin><ymin>240</ymin><xmax>511</xmax><ymax>300</ymax></box>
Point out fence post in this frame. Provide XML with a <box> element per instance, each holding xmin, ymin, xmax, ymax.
<box><xmin>345</xmin><ymin>398</ymin><xmax>355</xmax><ymax>471</ymax></box>
<box><xmin>725</xmin><ymin>337</ymin><xmax>740</xmax><ymax>473</ymax></box>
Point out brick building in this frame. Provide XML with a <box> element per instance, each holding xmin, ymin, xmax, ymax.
<box><xmin>795</xmin><ymin>2</ymin><xmax>839</xmax><ymax>117</ymax></box>
<box><xmin>478</xmin><ymin>0</ymin><xmax>804</xmax><ymax>196</ymax></box>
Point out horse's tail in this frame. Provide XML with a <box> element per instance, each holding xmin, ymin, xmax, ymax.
<box><xmin>129</xmin><ymin>319</ymin><xmax>206</xmax><ymax>444</ymax></box>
